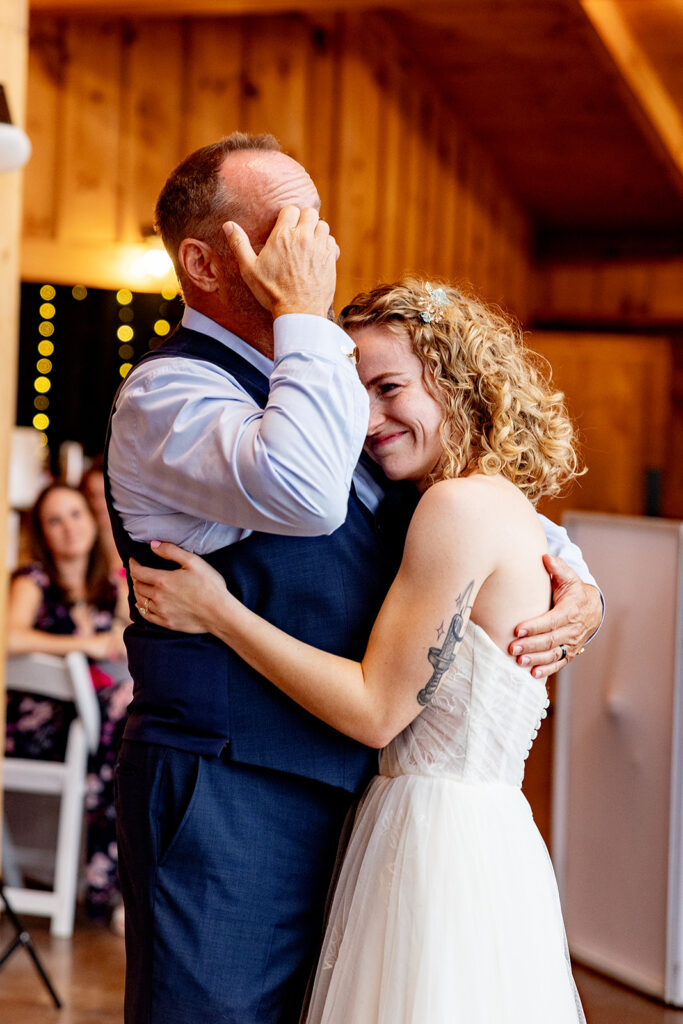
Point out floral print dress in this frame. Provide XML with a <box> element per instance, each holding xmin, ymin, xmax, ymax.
<box><xmin>4</xmin><ymin>564</ymin><xmax>133</xmax><ymax>920</ymax></box>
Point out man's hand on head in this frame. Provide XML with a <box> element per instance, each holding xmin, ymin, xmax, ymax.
<box><xmin>223</xmin><ymin>206</ymin><xmax>340</xmax><ymax>319</ymax></box>
<box><xmin>509</xmin><ymin>554</ymin><xmax>603</xmax><ymax>680</ymax></box>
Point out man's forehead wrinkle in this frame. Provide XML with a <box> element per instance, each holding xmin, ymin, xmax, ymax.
<box><xmin>262</xmin><ymin>174</ymin><xmax>320</xmax><ymax>209</ymax></box>
<box><xmin>222</xmin><ymin>150</ymin><xmax>319</xmax><ymax>210</ymax></box>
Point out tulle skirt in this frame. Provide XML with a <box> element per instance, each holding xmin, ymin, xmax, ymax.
<box><xmin>305</xmin><ymin>775</ymin><xmax>585</xmax><ymax>1024</ymax></box>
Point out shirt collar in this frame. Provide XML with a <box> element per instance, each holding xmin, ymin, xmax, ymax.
<box><xmin>182</xmin><ymin>306</ymin><xmax>274</xmax><ymax>377</ymax></box>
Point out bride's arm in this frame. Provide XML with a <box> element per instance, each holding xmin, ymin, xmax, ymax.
<box><xmin>131</xmin><ymin>481</ymin><xmax>493</xmax><ymax>748</ymax></box>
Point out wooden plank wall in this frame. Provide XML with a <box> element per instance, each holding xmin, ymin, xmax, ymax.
<box><xmin>533</xmin><ymin>261</ymin><xmax>683</xmax><ymax>519</ymax></box>
<box><xmin>529</xmin><ymin>332</ymin><xmax>673</xmax><ymax>521</ymax></box>
<box><xmin>535</xmin><ymin>257</ymin><xmax>683</xmax><ymax>326</ymax></box>
<box><xmin>20</xmin><ymin>11</ymin><xmax>533</xmax><ymax>316</ymax></box>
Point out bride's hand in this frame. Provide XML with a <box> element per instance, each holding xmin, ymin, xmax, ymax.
<box><xmin>129</xmin><ymin>543</ymin><xmax>230</xmax><ymax>634</ymax></box>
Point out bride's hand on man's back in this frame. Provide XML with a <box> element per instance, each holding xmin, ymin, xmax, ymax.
<box><xmin>129</xmin><ymin>543</ymin><xmax>229</xmax><ymax>634</ymax></box>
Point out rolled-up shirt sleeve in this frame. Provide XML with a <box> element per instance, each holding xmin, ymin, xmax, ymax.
<box><xmin>108</xmin><ymin>314</ymin><xmax>368</xmax><ymax>540</ymax></box>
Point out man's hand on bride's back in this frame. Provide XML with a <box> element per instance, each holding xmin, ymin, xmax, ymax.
<box><xmin>129</xmin><ymin>543</ymin><xmax>229</xmax><ymax>634</ymax></box>
<box><xmin>223</xmin><ymin>205</ymin><xmax>339</xmax><ymax>320</ymax></box>
<box><xmin>508</xmin><ymin>554</ymin><xmax>603</xmax><ymax>679</ymax></box>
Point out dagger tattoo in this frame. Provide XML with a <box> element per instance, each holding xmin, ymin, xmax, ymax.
<box><xmin>417</xmin><ymin>580</ymin><xmax>474</xmax><ymax>707</ymax></box>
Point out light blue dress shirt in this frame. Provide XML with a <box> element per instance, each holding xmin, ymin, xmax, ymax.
<box><xmin>108</xmin><ymin>305</ymin><xmax>598</xmax><ymax>593</ymax></box>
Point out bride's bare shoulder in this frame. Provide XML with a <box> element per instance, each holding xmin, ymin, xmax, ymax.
<box><xmin>415</xmin><ymin>474</ymin><xmax>527</xmax><ymax>522</ymax></box>
<box><xmin>400</xmin><ymin>476</ymin><xmax>508</xmax><ymax>567</ymax></box>
<box><xmin>406</xmin><ymin>475</ymin><xmax>542</xmax><ymax>561</ymax></box>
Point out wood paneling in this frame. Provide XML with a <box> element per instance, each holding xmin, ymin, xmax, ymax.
<box><xmin>580</xmin><ymin>0</ymin><xmax>683</xmax><ymax>200</ymax></box>
<box><xmin>20</xmin><ymin>10</ymin><xmax>533</xmax><ymax>315</ymax></box>
<box><xmin>386</xmin><ymin>1</ymin><xmax>683</xmax><ymax>236</ymax></box>
<box><xmin>534</xmin><ymin>257</ymin><xmax>683</xmax><ymax>325</ymax></box>
<box><xmin>529</xmin><ymin>332</ymin><xmax>673</xmax><ymax>520</ymax></box>
<box><xmin>29</xmin><ymin>0</ymin><xmax>461</xmax><ymax>11</ymax></box>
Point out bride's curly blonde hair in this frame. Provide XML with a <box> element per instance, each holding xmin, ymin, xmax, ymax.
<box><xmin>339</xmin><ymin>278</ymin><xmax>584</xmax><ymax>503</ymax></box>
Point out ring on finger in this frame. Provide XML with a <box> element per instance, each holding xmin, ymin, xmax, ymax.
<box><xmin>142</xmin><ymin>597</ymin><xmax>150</xmax><ymax>614</ymax></box>
<box><xmin>559</xmin><ymin>644</ymin><xmax>567</xmax><ymax>661</ymax></box>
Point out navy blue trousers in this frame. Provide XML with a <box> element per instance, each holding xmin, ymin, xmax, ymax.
<box><xmin>114</xmin><ymin>741</ymin><xmax>356</xmax><ymax>1024</ymax></box>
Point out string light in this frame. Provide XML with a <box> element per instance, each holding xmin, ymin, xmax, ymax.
<box><xmin>117</xmin><ymin>289</ymin><xmax>135</xmax><ymax>378</ymax></box>
<box><xmin>34</xmin><ymin>285</ymin><xmax>56</xmax><ymax>447</ymax></box>
<box><xmin>72</xmin><ymin>285</ymin><xmax>87</xmax><ymax>301</ymax></box>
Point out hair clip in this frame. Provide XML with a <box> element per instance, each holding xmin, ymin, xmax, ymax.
<box><xmin>418</xmin><ymin>283</ymin><xmax>450</xmax><ymax>324</ymax></box>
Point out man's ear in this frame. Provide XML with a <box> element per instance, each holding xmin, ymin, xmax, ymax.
<box><xmin>178</xmin><ymin>238</ymin><xmax>220</xmax><ymax>293</ymax></box>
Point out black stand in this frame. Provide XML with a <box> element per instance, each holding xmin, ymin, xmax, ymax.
<box><xmin>0</xmin><ymin>880</ymin><xmax>62</xmax><ymax>1009</ymax></box>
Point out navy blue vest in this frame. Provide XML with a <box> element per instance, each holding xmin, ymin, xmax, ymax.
<box><xmin>104</xmin><ymin>326</ymin><xmax>410</xmax><ymax>795</ymax></box>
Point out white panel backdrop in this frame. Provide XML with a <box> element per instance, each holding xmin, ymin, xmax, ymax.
<box><xmin>552</xmin><ymin>513</ymin><xmax>683</xmax><ymax>1003</ymax></box>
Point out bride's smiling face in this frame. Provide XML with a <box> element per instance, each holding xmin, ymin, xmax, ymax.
<box><xmin>352</xmin><ymin>325</ymin><xmax>444</xmax><ymax>491</ymax></box>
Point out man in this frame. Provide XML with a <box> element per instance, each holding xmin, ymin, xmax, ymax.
<box><xmin>106</xmin><ymin>132</ymin><xmax>601</xmax><ymax>1023</ymax></box>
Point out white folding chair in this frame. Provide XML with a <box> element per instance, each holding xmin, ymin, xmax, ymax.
<box><xmin>2</xmin><ymin>652</ymin><xmax>100</xmax><ymax>937</ymax></box>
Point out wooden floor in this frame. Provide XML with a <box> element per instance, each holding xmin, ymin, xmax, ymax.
<box><xmin>0</xmin><ymin>914</ymin><xmax>681</xmax><ymax>1023</ymax></box>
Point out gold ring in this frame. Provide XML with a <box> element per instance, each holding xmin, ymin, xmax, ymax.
<box><xmin>143</xmin><ymin>598</ymin><xmax>150</xmax><ymax>614</ymax></box>
<box><xmin>578</xmin><ymin>647</ymin><xmax>585</xmax><ymax>656</ymax></box>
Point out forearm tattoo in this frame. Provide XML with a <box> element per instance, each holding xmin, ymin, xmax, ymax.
<box><xmin>417</xmin><ymin>581</ymin><xmax>474</xmax><ymax>707</ymax></box>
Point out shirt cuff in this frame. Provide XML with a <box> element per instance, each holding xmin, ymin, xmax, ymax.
<box><xmin>273</xmin><ymin>313</ymin><xmax>358</xmax><ymax>364</ymax></box>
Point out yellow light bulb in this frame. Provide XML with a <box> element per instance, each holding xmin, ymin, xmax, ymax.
<box><xmin>33</xmin><ymin>413</ymin><xmax>50</xmax><ymax>430</ymax></box>
<box><xmin>39</xmin><ymin>302</ymin><xmax>55</xmax><ymax>319</ymax></box>
<box><xmin>34</xmin><ymin>376</ymin><xmax>51</xmax><ymax>394</ymax></box>
<box><xmin>40</xmin><ymin>285</ymin><xmax>56</xmax><ymax>301</ymax></box>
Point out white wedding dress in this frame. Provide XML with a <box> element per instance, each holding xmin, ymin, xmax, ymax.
<box><xmin>305</xmin><ymin>622</ymin><xmax>586</xmax><ymax>1024</ymax></box>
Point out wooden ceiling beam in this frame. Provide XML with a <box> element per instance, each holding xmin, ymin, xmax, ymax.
<box><xmin>579</xmin><ymin>0</ymin><xmax>683</xmax><ymax>199</ymax></box>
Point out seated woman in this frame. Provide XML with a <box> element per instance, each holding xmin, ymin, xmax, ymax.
<box><xmin>131</xmin><ymin>278</ymin><xmax>589</xmax><ymax>1021</ymax></box>
<box><xmin>80</xmin><ymin>454</ymin><xmax>125</xmax><ymax>579</ymax></box>
<box><xmin>6</xmin><ymin>482</ymin><xmax>132</xmax><ymax>932</ymax></box>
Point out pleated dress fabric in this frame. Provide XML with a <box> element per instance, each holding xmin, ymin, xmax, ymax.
<box><xmin>305</xmin><ymin>622</ymin><xmax>586</xmax><ymax>1024</ymax></box>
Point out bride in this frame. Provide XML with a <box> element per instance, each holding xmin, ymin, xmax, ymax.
<box><xmin>130</xmin><ymin>277</ymin><xmax>587</xmax><ymax>1023</ymax></box>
